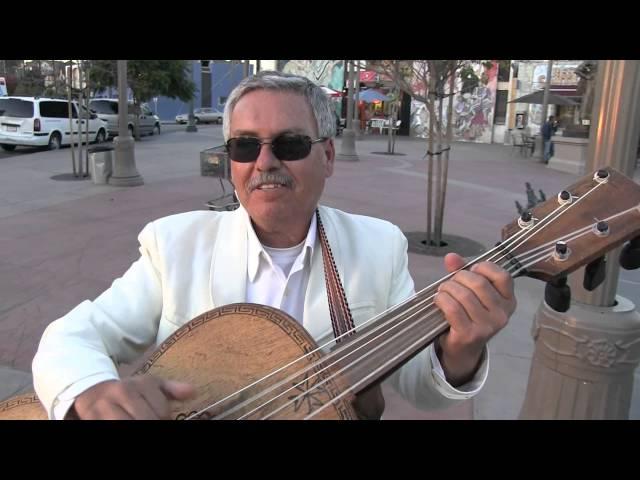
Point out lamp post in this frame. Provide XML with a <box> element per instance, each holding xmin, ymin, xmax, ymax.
<box><xmin>110</xmin><ymin>60</ymin><xmax>143</xmax><ymax>186</ymax></box>
<box><xmin>536</xmin><ymin>59</ymin><xmax>553</xmax><ymax>161</ymax></box>
<box><xmin>520</xmin><ymin>60</ymin><xmax>640</xmax><ymax>419</ymax></box>
<box><xmin>337</xmin><ymin>60</ymin><xmax>359</xmax><ymax>161</ymax></box>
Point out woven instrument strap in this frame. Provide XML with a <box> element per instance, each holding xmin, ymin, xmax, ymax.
<box><xmin>315</xmin><ymin>209</ymin><xmax>355</xmax><ymax>343</ymax></box>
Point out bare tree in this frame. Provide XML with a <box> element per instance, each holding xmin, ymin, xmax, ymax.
<box><xmin>77</xmin><ymin>62</ymin><xmax>85</xmax><ymax>177</ymax></box>
<box><xmin>385</xmin><ymin>86</ymin><xmax>400</xmax><ymax>154</ymax></box>
<box><xmin>52</xmin><ymin>59</ymin><xmax>58</xmax><ymax>96</ymax></box>
<box><xmin>369</xmin><ymin>60</ymin><xmax>487</xmax><ymax>248</ymax></box>
<box><xmin>66</xmin><ymin>61</ymin><xmax>77</xmax><ymax>177</ymax></box>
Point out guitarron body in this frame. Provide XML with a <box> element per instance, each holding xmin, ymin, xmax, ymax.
<box><xmin>0</xmin><ymin>304</ymin><xmax>359</xmax><ymax>420</ymax></box>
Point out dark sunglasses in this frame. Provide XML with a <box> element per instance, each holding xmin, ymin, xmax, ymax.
<box><xmin>225</xmin><ymin>134</ymin><xmax>327</xmax><ymax>163</ymax></box>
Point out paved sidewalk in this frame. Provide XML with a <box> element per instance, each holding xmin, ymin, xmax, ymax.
<box><xmin>1</xmin><ymin>126</ymin><xmax>638</xmax><ymax>419</ymax></box>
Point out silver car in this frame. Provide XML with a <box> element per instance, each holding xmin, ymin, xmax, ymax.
<box><xmin>176</xmin><ymin>107</ymin><xmax>223</xmax><ymax>125</ymax></box>
<box><xmin>89</xmin><ymin>99</ymin><xmax>161</xmax><ymax>138</ymax></box>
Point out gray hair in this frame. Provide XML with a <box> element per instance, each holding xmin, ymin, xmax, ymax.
<box><xmin>222</xmin><ymin>70</ymin><xmax>337</xmax><ymax>141</ymax></box>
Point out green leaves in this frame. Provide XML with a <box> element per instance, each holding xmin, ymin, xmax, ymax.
<box><xmin>86</xmin><ymin>60</ymin><xmax>196</xmax><ymax>104</ymax></box>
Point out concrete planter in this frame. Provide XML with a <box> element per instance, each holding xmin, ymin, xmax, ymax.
<box><xmin>547</xmin><ymin>135</ymin><xmax>589</xmax><ymax>175</ymax></box>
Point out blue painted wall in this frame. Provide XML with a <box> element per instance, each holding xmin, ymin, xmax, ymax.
<box><xmin>152</xmin><ymin>61</ymin><xmax>252</xmax><ymax>121</ymax></box>
<box><xmin>94</xmin><ymin>61</ymin><xmax>253</xmax><ymax>121</ymax></box>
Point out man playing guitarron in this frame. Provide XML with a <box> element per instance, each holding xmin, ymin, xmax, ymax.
<box><xmin>31</xmin><ymin>71</ymin><xmax>516</xmax><ymax>420</ymax></box>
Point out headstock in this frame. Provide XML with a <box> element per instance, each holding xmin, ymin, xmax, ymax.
<box><xmin>500</xmin><ymin>167</ymin><xmax>640</xmax><ymax>283</ymax></box>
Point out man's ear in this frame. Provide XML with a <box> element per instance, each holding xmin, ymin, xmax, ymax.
<box><xmin>324</xmin><ymin>138</ymin><xmax>335</xmax><ymax>178</ymax></box>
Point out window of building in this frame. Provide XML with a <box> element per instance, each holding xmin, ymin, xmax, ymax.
<box><xmin>494</xmin><ymin>90</ymin><xmax>508</xmax><ymax>125</ymax></box>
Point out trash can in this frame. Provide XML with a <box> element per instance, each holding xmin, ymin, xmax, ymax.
<box><xmin>88</xmin><ymin>145</ymin><xmax>114</xmax><ymax>185</ymax></box>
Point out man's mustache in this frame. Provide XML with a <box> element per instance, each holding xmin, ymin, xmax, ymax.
<box><xmin>246</xmin><ymin>172</ymin><xmax>294</xmax><ymax>192</ymax></box>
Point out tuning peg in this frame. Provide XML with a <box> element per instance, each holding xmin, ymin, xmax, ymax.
<box><xmin>583</xmin><ymin>255</ymin><xmax>607</xmax><ymax>291</ymax></box>
<box><xmin>518</xmin><ymin>210</ymin><xmax>534</xmax><ymax>229</ymax></box>
<box><xmin>545</xmin><ymin>276</ymin><xmax>571</xmax><ymax>312</ymax></box>
<box><xmin>620</xmin><ymin>235</ymin><xmax>640</xmax><ymax>270</ymax></box>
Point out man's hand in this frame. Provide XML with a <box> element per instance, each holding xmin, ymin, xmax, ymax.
<box><xmin>71</xmin><ymin>376</ymin><xmax>196</xmax><ymax>420</ymax></box>
<box><xmin>434</xmin><ymin>253</ymin><xmax>517</xmax><ymax>387</ymax></box>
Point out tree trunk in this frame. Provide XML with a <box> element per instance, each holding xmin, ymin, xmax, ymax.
<box><xmin>52</xmin><ymin>60</ymin><xmax>58</xmax><ymax>96</ymax></box>
<box><xmin>77</xmin><ymin>63</ymin><xmax>85</xmax><ymax>177</ymax></box>
<box><xmin>433</xmin><ymin>88</ymin><xmax>444</xmax><ymax>246</ymax></box>
<box><xmin>387</xmin><ymin>99</ymin><xmax>394</xmax><ymax>153</ymax></box>
<box><xmin>134</xmin><ymin>98</ymin><xmax>141</xmax><ymax>141</ymax></box>
<box><xmin>387</xmin><ymin>91</ymin><xmax>398</xmax><ymax>154</ymax></box>
<box><xmin>67</xmin><ymin>61</ymin><xmax>77</xmax><ymax>176</ymax></box>
<box><xmin>345</xmin><ymin>61</ymin><xmax>354</xmax><ymax>130</ymax></box>
<box><xmin>436</xmin><ymin>66</ymin><xmax>455</xmax><ymax>247</ymax></box>
<box><xmin>84</xmin><ymin>61</ymin><xmax>91</xmax><ymax>176</ymax></box>
<box><xmin>426</xmin><ymin>93</ymin><xmax>436</xmax><ymax>247</ymax></box>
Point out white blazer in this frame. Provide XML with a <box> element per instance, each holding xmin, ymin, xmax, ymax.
<box><xmin>33</xmin><ymin>205</ymin><xmax>487</xmax><ymax>417</ymax></box>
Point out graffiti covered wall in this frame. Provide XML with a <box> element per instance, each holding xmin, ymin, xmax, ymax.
<box><xmin>410</xmin><ymin>61</ymin><xmax>498</xmax><ymax>144</ymax></box>
<box><xmin>281</xmin><ymin>60</ymin><xmax>345</xmax><ymax>116</ymax></box>
<box><xmin>281</xmin><ymin>60</ymin><xmax>345</xmax><ymax>91</ymax></box>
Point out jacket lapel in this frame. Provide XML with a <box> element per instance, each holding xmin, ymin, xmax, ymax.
<box><xmin>209</xmin><ymin>206</ymin><xmax>248</xmax><ymax>307</ymax></box>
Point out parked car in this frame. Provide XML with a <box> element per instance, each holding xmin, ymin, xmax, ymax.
<box><xmin>176</xmin><ymin>107</ymin><xmax>223</xmax><ymax>125</ymax></box>
<box><xmin>0</xmin><ymin>96</ymin><xmax>108</xmax><ymax>151</ymax></box>
<box><xmin>89</xmin><ymin>98</ymin><xmax>161</xmax><ymax>138</ymax></box>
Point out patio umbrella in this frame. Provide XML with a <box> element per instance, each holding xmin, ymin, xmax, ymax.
<box><xmin>358</xmin><ymin>89</ymin><xmax>389</xmax><ymax>103</ymax></box>
<box><xmin>509</xmin><ymin>90</ymin><xmax>579</xmax><ymax>106</ymax></box>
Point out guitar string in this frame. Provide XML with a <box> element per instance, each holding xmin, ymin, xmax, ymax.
<box><xmin>253</xmin><ymin>195</ymin><xmax>639</xmax><ymax>419</ymax></box>
<box><xmin>185</xmin><ymin>198</ymin><xmax>561</xmax><ymax>420</ymax></box>
<box><xmin>188</xmin><ymin>179</ymin><xmax>617</xmax><ymax>420</ymax></box>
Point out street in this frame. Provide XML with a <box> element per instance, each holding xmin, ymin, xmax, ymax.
<box><xmin>0</xmin><ymin>123</ymin><xmax>199</xmax><ymax>160</ymax></box>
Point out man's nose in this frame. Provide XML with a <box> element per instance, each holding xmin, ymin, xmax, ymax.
<box><xmin>255</xmin><ymin>142</ymin><xmax>280</xmax><ymax>171</ymax></box>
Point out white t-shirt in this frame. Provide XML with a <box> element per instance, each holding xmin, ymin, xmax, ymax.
<box><xmin>245</xmin><ymin>213</ymin><xmax>317</xmax><ymax>325</ymax></box>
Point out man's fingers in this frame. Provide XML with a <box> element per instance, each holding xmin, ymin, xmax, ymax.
<box><xmin>160</xmin><ymin>380</ymin><xmax>197</xmax><ymax>401</ymax></box>
<box><xmin>86</xmin><ymin>403</ymin><xmax>133</xmax><ymax>420</ymax></box>
<box><xmin>434</xmin><ymin>290</ymin><xmax>473</xmax><ymax>333</ymax></box>
<box><xmin>73</xmin><ymin>377</ymin><xmax>196</xmax><ymax>420</ymax></box>
<box><xmin>447</xmin><ymin>270</ymin><xmax>504</xmax><ymax>314</ymax></box>
<box><xmin>470</xmin><ymin>262</ymin><xmax>516</xmax><ymax>313</ymax></box>
<box><xmin>444</xmin><ymin>253</ymin><xmax>466</xmax><ymax>273</ymax></box>
<box><xmin>136</xmin><ymin>377</ymin><xmax>196</xmax><ymax>419</ymax></box>
<box><xmin>120</xmin><ymin>393</ymin><xmax>159</xmax><ymax>420</ymax></box>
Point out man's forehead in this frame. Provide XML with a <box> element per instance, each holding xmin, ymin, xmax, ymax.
<box><xmin>230</xmin><ymin>90</ymin><xmax>317</xmax><ymax>133</ymax></box>
<box><xmin>235</xmin><ymin>89</ymin><xmax>309</xmax><ymax>110</ymax></box>
<box><xmin>232</xmin><ymin>127</ymin><xmax>310</xmax><ymax>137</ymax></box>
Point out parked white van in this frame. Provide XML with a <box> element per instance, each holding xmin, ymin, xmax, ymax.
<box><xmin>0</xmin><ymin>96</ymin><xmax>108</xmax><ymax>151</ymax></box>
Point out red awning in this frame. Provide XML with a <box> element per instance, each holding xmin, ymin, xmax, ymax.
<box><xmin>359</xmin><ymin>71</ymin><xmax>377</xmax><ymax>83</ymax></box>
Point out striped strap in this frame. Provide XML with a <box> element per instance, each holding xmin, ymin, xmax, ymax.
<box><xmin>316</xmin><ymin>209</ymin><xmax>355</xmax><ymax>342</ymax></box>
